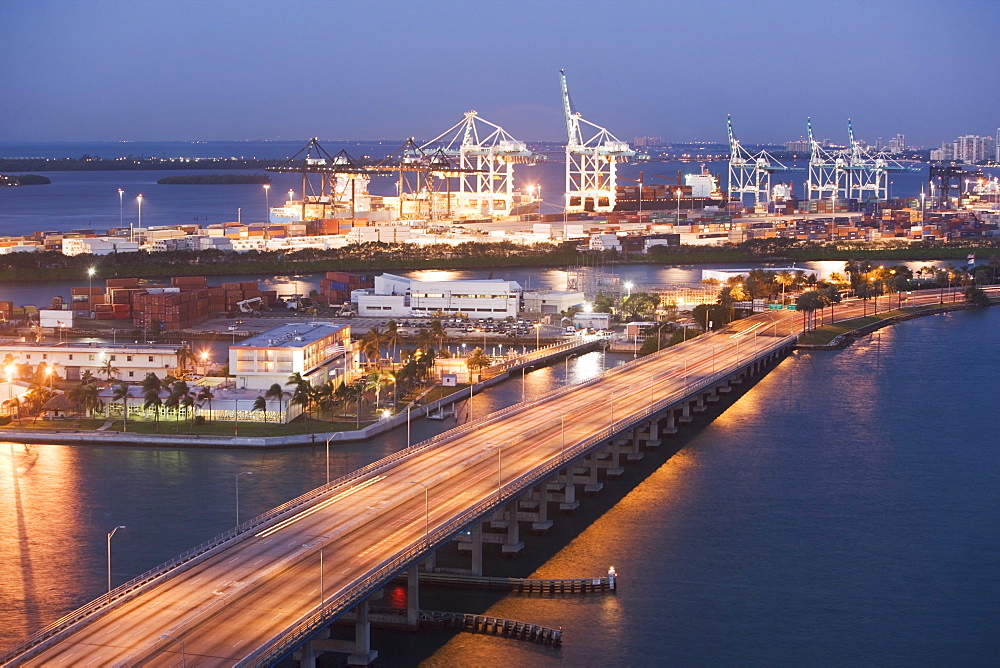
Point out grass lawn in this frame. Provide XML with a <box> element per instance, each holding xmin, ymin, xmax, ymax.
<box><xmin>798</xmin><ymin>305</ymin><xmax>938</xmax><ymax>345</ymax></box>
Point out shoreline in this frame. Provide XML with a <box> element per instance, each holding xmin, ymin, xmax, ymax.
<box><xmin>2</xmin><ymin>300</ymin><xmax>988</xmax><ymax>448</ymax></box>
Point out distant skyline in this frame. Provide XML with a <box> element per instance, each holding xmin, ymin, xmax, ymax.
<box><xmin>2</xmin><ymin>0</ymin><xmax>998</xmax><ymax>148</ymax></box>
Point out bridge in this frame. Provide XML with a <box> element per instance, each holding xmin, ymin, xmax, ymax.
<box><xmin>1</xmin><ymin>288</ymin><xmax>984</xmax><ymax>667</ymax></box>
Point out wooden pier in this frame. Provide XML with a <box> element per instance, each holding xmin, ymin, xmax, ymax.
<box><xmin>398</xmin><ymin>569</ymin><xmax>617</xmax><ymax>594</ymax></box>
<box><xmin>420</xmin><ymin>611</ymin><xmax>563</xmax><ymax>646</ymax></box>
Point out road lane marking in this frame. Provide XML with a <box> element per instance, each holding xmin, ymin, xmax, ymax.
<box><xmin>255</xmin><ymin>476</ymin><xmax>386</xmax><ymax>538</ymax></box>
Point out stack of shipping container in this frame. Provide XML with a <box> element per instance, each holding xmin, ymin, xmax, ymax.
<box><xmin>319</xmin><ymin>271</ymin><xmax>371</xmax><ymax>305</ymax></box>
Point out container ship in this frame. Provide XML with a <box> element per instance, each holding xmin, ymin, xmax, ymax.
<box><xmin>613</xmin><ymin>168</ymin><xmax>726</xmax><ymax>212</ymax></box>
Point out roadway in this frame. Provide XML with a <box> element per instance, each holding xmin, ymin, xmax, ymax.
<box><xmin>6</xmin><ymin>287</ymin><xmax>983</xmax><ymax>667</ymax></box>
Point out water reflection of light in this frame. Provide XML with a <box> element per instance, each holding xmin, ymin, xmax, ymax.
<box><xmin>407</xmin><ymin>270</ymin><xmax>461</xmax><ymax>283</ymax></box>
<box><xmin>572</xmin><ymin>351</ymin><xmax>605</xmax><ymax>383</ymax></box>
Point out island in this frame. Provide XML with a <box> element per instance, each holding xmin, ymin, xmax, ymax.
<box><xmin>156</xmin><ymin>174</ymin><xmax>272</xmax><ymax>185</ymax></box>
<box><xmin>0</xmin><ymin>174</ymin><xmax>51</xmax><ymax>186</ymax></box>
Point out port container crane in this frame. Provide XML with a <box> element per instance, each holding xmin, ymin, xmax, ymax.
<box><xmin>846</xmin><ymin>119</ymin><xmax>912</xmax><ymax>201</ymax></box>
<box><xmin>726</xmin><ymin>114</ymin><xmax>798</xmax><ymax>207</ymax></box>
<box><xmin>806</xmin><ymin>118</ymin><xmax>850</xmax><ymax>201</ymax></box>
<box><xmin>419</xmin><ymin>111</ymin><xmax>544</xmax><ymax>219</ymax></box>
<box><xmin>560</xmin><ymin>69</ymin><xmax>635</xmax><ymax>213</ymax></box>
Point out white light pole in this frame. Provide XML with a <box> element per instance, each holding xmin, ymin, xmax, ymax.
<box><xmin>561</xmin><ymin>414</ymin><xmax>566</xmax><ymax>462</ymax></box>
<box><xmin>624</xmin><ymin>281</ymin><xmax>633</xmax><ymax>299</ymax></box>
<box><xmin>87</xmin><ymin>267</ymin><xmax>96</xmax><ymax>318</ymax></box>
<box><xmin>410</xmin><ymin>480</ymin><xmax>429</xmax><ymax>547</ymax></box>
<box><xmin>534</xmin><ymin>323</ymin><xmax>541</xmax><ymax>351</ymax></box>
<box><xmin>263</xmin><ymin>184</ymin><xmax>270</xmax><ymax>222</ymax></box>
<box><xmin>118</xmin><ymin>187</ymin><xmax>125</xmax><ymax>236</ymax></box>
<box><xmin>136</xmin><ymin>194</ymin><xmax>143</xmax><ymax>230</ymax></box>
<box><xmin>161</xmin><ymin>634</ymin><xmax>186</xmax><ymax>667</ymax></box>
<box><xmin>236</xmin><ymin>471</ymin><xmax>252</xmax><ymax>525</ymax></box>
<box><xmin>676</xmin><ymin>187</ymin><xmax>682</xmax><ymax>219</ymax></box>
<box><xmin>107</xmin><ymin>525</ymin><xmax>126</xmax><ymax>592</ymax></box>
<box><xmin>406</xmin><ymin>404</ymin><xmax>411</xmax><ymax>448</ymax></box>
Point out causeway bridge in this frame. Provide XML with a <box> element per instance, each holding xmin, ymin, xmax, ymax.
<box><xmin>2</xmin><ymin>288</ymin><xmax>985</xmax><ymax>667</ymax></box>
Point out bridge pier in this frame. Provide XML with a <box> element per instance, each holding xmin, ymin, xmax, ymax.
<box><xmin>347</xmin><ymin>599</ymin><xmax>378</xmax><ymax>666</ymax></box>
<box><xmin>679</xmin><ymin>401</ymin><xmax>693</xmax><ymax>423</ymax></box>
<box><xmin>663</xmin><ymin>408</ymin><xmax>679</xmax><ymax>435</ymax></box>
<box><xmin>692</xmin><ymin>394</ymin><xmax>707</xmax><ymax>413</ymax></box>
<box><xmin>407</xmin><ymin>567</ymin><xmax>420</xmax><ymax>627</ymax></box>
<box><xmin>557</xmin><ymin>469</ymin><xmax>578</xmax><ymax>512</ymax></box>
<box><xmin>531</xmin><ymin>483</ymin><xmax>553</xmax><ymax>533</ymax></box>
<box><xmin>581</xmin><ymin>452</ymin><xmax>603</xmax><ymax>494</ymax></box>
<box><xmin>502</xmin><ymin>501</ymin><xmax>525</xmax><ymax>556</ymax></box>
<box><xmin>706</xmin><ymin>387</ymin><xmax>720</xmax><ymax>404</ymax></box>
<box><xmin>639</xmin><ymin>420</ymin><xmax>661</xmax><ymax>450</ymax></box>
<box><xmin>599</xmin><ymin>439</ymin><xmax>624</xmax><ymax>477</ymax></box>
<box><xmin>470</xmin><ymin>522</ymin><xmax>484</xmax><ymax>576</ymax></box>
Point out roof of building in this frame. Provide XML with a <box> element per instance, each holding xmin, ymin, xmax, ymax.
<box><xmin>235</xmin><ymin>322</ymin><xmax>347</xmax><ymax>349</ymax></box>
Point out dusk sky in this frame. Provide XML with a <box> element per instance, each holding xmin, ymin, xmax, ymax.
<box><xmin>3</xmin><ymin>0</ymin><xmax>998</xmax><ymax>148</ymax></box>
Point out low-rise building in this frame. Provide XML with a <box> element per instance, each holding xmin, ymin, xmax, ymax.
<box><xmin>0</xmin><ymin>342</ymin><xmax>180</xmax><ymax>382</ymax></box>
<box><xmin>229</xmin><ymin>322</ymin><xmax>353</xmax><ymax>391</ymax></box>
<box><xmin>355</xmin><ymin>273</ymin><xmax>522</xmax><ymax>320</ymax></box>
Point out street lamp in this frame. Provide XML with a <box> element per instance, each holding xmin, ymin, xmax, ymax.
<box><xmin>325</xmin><ymin>434</ymin><xmax>335</xmax><ymax>484</ymax></box>
<box><xmin>87</xmin><ymin>267</ymin><xmax>96</xmax><ymax>318</ymax></box>
<box><xmin>624</xmin><ymin>281</ymin><xmax>633</xmax><ymax>298</ymax></box>
<box><xmin>263</xmin><ymin>184</ymin><xmax>270</xmax><ymax>222</ymax></box>
<box><xmin>161</xmin><ymin>634</ymin><xmax>186</xmax><ymax>667</ymax></box>
<box><xmin>236</xmin><ymin>471</ymin><xmax>252</xmax><ymax>526</ymax></box>
<box><xmin>117</xmin><ymin>187</ymin><xmax>125</xmax><ymax>237</ymax></box>
<box><xmin>107</xmin><ymin>525</ymin><xmax>126</xmax><ymax>592</ymax></box>
<box><xmin>410</xmin><ymin>481</ymin><xmax>429</xmax><ymax>547</ymax></box>
<box><xmin>136</xmin><ymin>194</ymin><xmax>143</xmax><ymax>230</ymax></box>
<box><xmin>675</xmin><ymin>188</ymin><xmax>682</xmax><ymax>219</ymax></box>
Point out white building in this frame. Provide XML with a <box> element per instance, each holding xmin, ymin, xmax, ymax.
<box><xmin>522</xmin><ymin>290</ymin><xmax>586</xmax><ymax>315</ymax></box>
<box><xmin>229</xmin><ymin>322</ymin><xmax>353</xmax><ymax>391</ymax></box>
<box><xmin>955</xmin><ymin>135</ymin><xmax>995</xmax><ymax>164</ymax></box>
<box><xmin>62</xmin><ymin>237</ymin><xmax>141</xmax><ymax>256</ymax></box>
<box><xmin>355</xmin><ymin>273</ymin><xmax>522</xmax><ymax>320</ymax></box>
<box><xmin>0</xmin><ymin>342</ymin><xmax>180</xmax><ymax>382</ymax></box>
<box><xmin>889</xmin><ymin>133</ymin><xmax>906</xmax><ymax>154</ymax></box>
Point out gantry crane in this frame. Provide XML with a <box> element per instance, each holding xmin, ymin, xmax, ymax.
<box><xmin>846</xmin><ymin>119</ymin><xmax>912</xmax><ymax>201</ymax></box>
<box><xmin>726</xmin><ymin>114</ymin><xmax>798</xmax><ymax>207</ymax></box>
<box><xmin>806</xmin><ymin>118</ymin><xmax>850</xmax><ymax>201</ymax></box>
<box><xmin>560</xmin><ymin>69</ymin><xmax>636</xmax><ymax>213</ymax></box>
<box><xmin>420</xmin><ymin>111</ymin><xmax>544</xmax><ymax>219</ymax></box>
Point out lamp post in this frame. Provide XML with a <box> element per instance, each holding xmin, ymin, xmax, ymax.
<box><xmin>325</xmin><ymin>434</ymin><xmax>335</xmax><ymax>483</ymax></box>
<box><xmin>410</xmin><ymin>481</ymin><xmax>429</xmax><ymax>547</ymax></box>
<box><xmin>564</xmin><ymin>353</ymin><xmax>576</xmax><ymax>386</ymax></box>
<box><xmin>263</xmin><ymin>184</ymin><xmax>270</xmax><ymax>222</ymax></box>
<box><xmin>236</xmin><ymin>471</ymin><xmax>252</xmax><ymax>526</ymax></box>
<box><xmin>161</xmin><ymin>634</ymin><xmax>186</xmax><ymax>668</ymax></box>
<box><xmin>87</xmin><ymin>267</ymin><xmax>96</xmax><ymax>318</ymax></box>
<box><xmin>117</xmin><ymin>187</ymin><xmax>125</xmax><ymax>238</ymax></box>
<box><xmin>676</xmin><ymin>188</ymin><xmax>682</xmax><ymax>219</ymax></box>
<box><xmin>107</xmin><ymin>525</ymin><xmax>126</xmax><ymax>592</ymax></box>
<box><xmin>624</xmin><ymin>281</ymin><xmax>633</xmax><ymax>299</ymax></box>
<box><xmin>561</xmin><ymin>414</ymin><xmax>566</xmax><ymax>462</ymax></box>
<box><xmin>136</xmin><ymin>194</ymin><xmax>143</xmax><ymax>230</ymax></box>
<box><xmin>533</xmin><ymin>323</ymin><xmax>541</xmax><ymax>351</ymax></box>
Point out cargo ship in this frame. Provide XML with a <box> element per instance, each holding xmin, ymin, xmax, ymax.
<box><xmin>614</xmin><ymin>168</ymin><xmax>726</xmax><ymax>212</ymax></box>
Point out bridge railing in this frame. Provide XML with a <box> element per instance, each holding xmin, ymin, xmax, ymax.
<box><xmin>4</xmin><ymin>330</ymin><xmax>793</xmax><ymax>666</ymax></box>
<box><xmin>236</xmin><ymin>333</ymin><xmax>797</xmax><ymax>667</ymax></box>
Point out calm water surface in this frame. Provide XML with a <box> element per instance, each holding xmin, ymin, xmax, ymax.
<box><xmin>2</xmin><ymin>312</ymin><xmax>998</xmax><ymax>664</ymax></box>
<box><xmin>415</xmin><ymin>309</ymin><xmax>999</xmax><ymax>667</ymax></box>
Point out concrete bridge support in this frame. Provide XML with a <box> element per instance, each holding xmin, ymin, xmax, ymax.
<box><xmin>347</xmin><ymin>599</ymin><xmax>378</xmax><ymax>666</ymax></box>
<box><xmin>531</xmin><ymin>483</ymin><xmax>553</xmax><ymax>533</ymax></box>
<box><xmin>692</xmin><ymin>393</ymin><xmax>707</xmax><ymax>413</ymax></box>
<box><xmin>679</xmin><ymin>400</ymin><xmax>693</xmax><ymax>423</ymax></box>
<box><xmin>583</xmin><ymin>452</ymin><xmax>603</xmax><ymax>494</ymax></box>
<box><xmin>502</xmin><ymin>501</ymin><xmax>524</xmax><ymax>555</ymax></box>
<box><xmin>556</xmin><ymin>469</ymin><xmax>579</xmax><ymax>512</ymax></box>
<box><xmin>407</xmin><ymin>567</ymin><xmax>420</xmax><ymax>627</ymax></box>
<box><xmin>639</xmin><ymin>420</ymin><xmax>661</xmax><ymax>451</ymax></box>
<box><xmin>663</xmin><ymin>408</ymin><xmax>678</xmax><ymax>435</ymax></box>
<box><xmin>469</xmin><ymin>521</ymin><xmax>484</xmax><ymax>576</ymax></box>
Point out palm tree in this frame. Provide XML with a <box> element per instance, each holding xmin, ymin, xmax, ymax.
<box><xmin>112</xmin><ymin>383</ymin><xmax>130</xmax><ymax>431</ymax></box>
<box><xmin>143</xmin><ymin>387</ymin><xmax>162</xmax><ymax>432</ymax></box>
<box><xmin>428</xmin><ymin>319</ymin><xmax>446</xmax><ymax>352</ymax></box>
<box><xmin>466</xmin><ymin>347</ymin><xmax>490</xmax><ymax>381</ymax></box>
<box><xmin>181</xmin><ymin>392</ymin><xmax>195</xmax><ymax>432</ymax></box>
<box><xmin>364</xmin><ymin>370</ymin><xmax>391</xmax><ymax>411</ymax></box>
<box><xmin>98</xmin><ymin>358</ymin><xmax>120</xmax><ymax>384</ymax></box>
<box><xmin>384</xmin><ymin>320</ymin><xmax>401</xmax><ymax>368</ymax></box>
<box><xmin>196</xmin><ymin>386</ymin><xmax>215</xmax><ymax>422</ymax></box>
<box><xmin>175</xmin><ymin>344</ymin><xmax>197</xmax><ymax>378</ymax></box>
<box><xmin>286</xmin><ymin>372</ymin><xmax>312</xmax><ymax>419</ymax></box>
<box><xmin>776</xmin><ymin>270</ymin><xmax>795</xmax><ymax>304</ymax></box>
<box><xmin>253</xmin><ymin>395</ymin><xmax>267</xmax><ymax>435</ymax></box>
<box><xmin>360</xmin><ymin>326</ymin><xmax>384</xmax><ymax>368</ymax></box>
<box><xmin>68</xmin><ymin>382</ymin><xmax>100</xmax><ymax>417</ymax></box>
<box><xmin>166</xmin><ymin>381</ymin><xmax>191</xmax><ymax>432</ymax></box>
<box><xmin>265</xmin><ymin>383</ymin><xmax>288</xmax><ymax>423</ymax></box>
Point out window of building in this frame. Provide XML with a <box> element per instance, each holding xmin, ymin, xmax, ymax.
<box><xmin>110</xmin><ymin>355</ymin><xmax>116</xmax><ymax>361</ymax></box>
<box><xmin>148</xmin><ymin>356</ymin><xmax>154</xmax><ymax>362</ymax></box>
<box><xmin>89</xmin><ymin>354</ymin><xmax>95</xmax><ymax>361</ymax></box>
<box><xmin>127</xmin><ymin>356</ymin><xmax>133</xmax><ymax>362</ymax></box>
<box><xmin>26</xmin><ymin>354</ymin><xmax>31</xmax><ymax>360</ymax></box>
<box><xmin>42</xmin><ymin>354</ymin><xmax>47</xmax><ymax>360</ymax></box>
<box><xmin>69</xmin><ymin>354</ymin><xmax>73</xmax><ymax>360</ymax></box>
<box><xmin>128</xmin><ymin>371</ymin><xmax>134</xmax><ymax>378</ymax></box>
